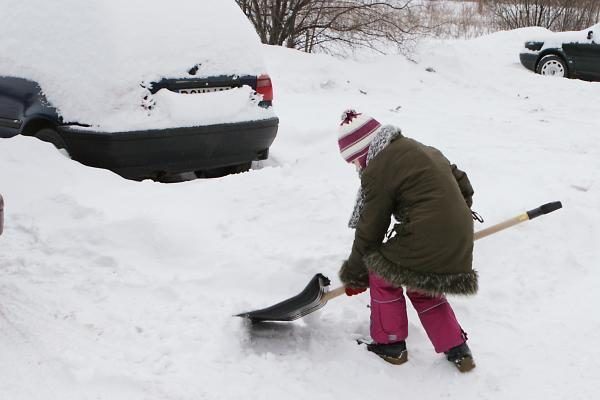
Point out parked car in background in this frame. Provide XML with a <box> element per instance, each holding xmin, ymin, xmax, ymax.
<box><xmin>519</xmin><ymin>23</ymin><xmax>600</xmax><ymax>81</ymax></box>
<box><xmin>0</xmin><ymin>0</ymin><xmax>278</xmax><ymax>181</ymax></box>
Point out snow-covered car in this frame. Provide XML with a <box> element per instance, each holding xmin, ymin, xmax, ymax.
<box><xmin>0</xmin><ymin>0</ymin><xmax>278</xmax><ymax>180</ymax></box>
<box><xmin>519</xmin><ymin>23</ymin><xmax>600</xmax><ymax>81</ymax></box>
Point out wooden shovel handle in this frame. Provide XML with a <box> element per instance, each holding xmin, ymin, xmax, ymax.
<box><xmin>326</xmin><ymin>201</ymin><xmax>562</xmax><ymax>302</ymax></box>
<box><xmin>322</xmin><ymin>286</ymin><xmax>347</xmax><ymax>302</ymax></box>
<box><xmin>473</xmin><ymin>213</ymin><xmax>529</xmax><ymax>241</ymax></box>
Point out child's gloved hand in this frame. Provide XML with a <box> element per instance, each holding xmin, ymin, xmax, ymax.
<box><xmin>345</xmin><ymin>287</ymin><xmax>367</xmax><ymax>296</ymax></box>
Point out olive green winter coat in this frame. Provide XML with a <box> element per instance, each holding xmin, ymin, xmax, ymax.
<box><xmin>339</xmin><ymin>135</ymin><xmax>478</xmax><ymax>295</ymax></box>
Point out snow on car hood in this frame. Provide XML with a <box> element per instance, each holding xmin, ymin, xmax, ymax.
<box><xmin>0</xmin><ymin>0</ymin><xmax>274</xmax><ymax>131</ymax></box>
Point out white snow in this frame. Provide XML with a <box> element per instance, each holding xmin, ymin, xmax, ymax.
<box><xmin>0</xmin><ymin>0</ymin><xmax>273</xmax><ymax>131</ymax></box>
<box><xmin>1</xmin><ymin>27</ymin><xmax>600</xmax><ymax>399</ymax></box>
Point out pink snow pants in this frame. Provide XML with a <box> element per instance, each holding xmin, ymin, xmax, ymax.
<box><xmin>369</xmin><ymin>273</ymin><xmax>467</xmax><ymax>353</ymax></box>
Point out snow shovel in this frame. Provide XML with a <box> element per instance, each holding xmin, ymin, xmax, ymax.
<box><xmin>236</xmin><ymin>201</ymin><xmax>562</xmax><ymax>323</ymax></box>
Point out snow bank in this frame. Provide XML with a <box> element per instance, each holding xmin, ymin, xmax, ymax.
<box><xmin>0</xmin><ymin>0</ymin><xmax>273</xmax><ymax>130</ymax></box>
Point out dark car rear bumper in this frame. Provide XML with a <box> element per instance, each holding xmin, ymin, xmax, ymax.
<box><xmin>519</xmin><ymin>53</ymin><xmax>538</xmax><ymax>72</ymax></box>
<box><xmin>59</xmin><ymin>117</ymin><xmax>278</xmax><ymax>179</ymax></box>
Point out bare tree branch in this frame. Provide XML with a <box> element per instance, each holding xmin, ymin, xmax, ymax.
<box><xmin>235</xmin><ymin>0</ymin><xmax>427</xmax><ymax>54</ymax></box>
<box><xmin>488</xmin><ymin>0</ymin><xmax>599</xmax><ymax>31</ymax></box>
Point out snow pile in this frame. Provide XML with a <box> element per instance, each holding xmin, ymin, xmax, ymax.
<box><xmin>0</xmin><ymin>0</ymin><xmax>273</xmax><ymax>130</ymax></box>
<box><xmin>1</xmin><ymin>28</ymin><xmax>600</xmax><ymax>399</ymax></box>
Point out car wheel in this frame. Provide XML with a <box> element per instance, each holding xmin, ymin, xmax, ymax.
<box><xmin>536</xmin><ymin>55</ymin><xmax>568</xmax><ymax>78</ymax></box>
<box><xmin>34</xmin><ymin>128</ymin><xmax>68</xmax><ymax>150</ymax></box>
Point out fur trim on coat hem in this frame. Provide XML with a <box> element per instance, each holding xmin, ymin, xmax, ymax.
<box><xmin>364</xmin><ymin>252</ymin><xmax>478</xmax><ymax>296</ymax></box>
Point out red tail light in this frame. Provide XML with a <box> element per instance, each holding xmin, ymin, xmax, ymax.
<box><xmin>256</xmin><ymin>74</ymin><xmax>273</xmax><ymax>103</ymax></box>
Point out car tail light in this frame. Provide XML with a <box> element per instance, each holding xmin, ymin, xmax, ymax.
<box><xmin>256</xmin><ymin>74</ymin><xmax>273</xmax><ymax>102</ymax></box>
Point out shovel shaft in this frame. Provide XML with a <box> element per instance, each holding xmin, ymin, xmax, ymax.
<box><xmin>473</xmin><ymin>213</ymin><xmax>528</xmax><ymax>241</ymax></box>
<box><xmin>327</xmin><ymin>201</ymin><xmax>562</xmax><ymax>302</ymax></box>
<box><xmin>322</xmin><ymin>286</ymin><xmax>346</xmax><ymax>302</ymax></box>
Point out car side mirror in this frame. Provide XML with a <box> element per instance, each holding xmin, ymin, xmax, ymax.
<box><xmin>588</xmin><ymin>30</ymin><xmax>594</xmax><ymax>40</ymax></box>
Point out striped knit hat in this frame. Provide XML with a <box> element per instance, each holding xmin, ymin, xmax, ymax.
<box><xmin>338</xmin><ymin>109</ymin><xmax>382</xmax><ymax>167</ymax></box>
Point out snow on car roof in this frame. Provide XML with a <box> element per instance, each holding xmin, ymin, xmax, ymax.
<box><xmin>0</xmin><ymin>0</ymin><xmax>271</xmax><ymax>130</ymax></box>
<box><xmin>525</xmin><ymin>23</ymin><xmax>600</xmax><ymax>49</ymax></box>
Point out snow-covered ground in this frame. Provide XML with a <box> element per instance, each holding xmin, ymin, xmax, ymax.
<box><xmin>1</xmin><ymin>28</ymin><xmax>599</xmax><ymax>399</ymax></box>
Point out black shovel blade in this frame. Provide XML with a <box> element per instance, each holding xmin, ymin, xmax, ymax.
<box><xmin>236</xmin><ymin>273</ymin><xmax>331</xmax><ymax>322</ymax></box>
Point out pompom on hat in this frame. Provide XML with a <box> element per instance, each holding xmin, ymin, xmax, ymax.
<box><xmin>337</xmin><ymin>109</ymin><xmax>382</xmax><ymax>168</ymax></box>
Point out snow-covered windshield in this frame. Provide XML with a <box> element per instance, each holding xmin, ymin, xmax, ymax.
<box><xmin>0</xmin><ymin>0</ymin><xmax>273</xmax><ymax>131</ymax></box>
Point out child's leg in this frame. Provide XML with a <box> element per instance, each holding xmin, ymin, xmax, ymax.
<box><xmin>406</xmin><ymin>290</ymin><xmax>467</xmax><ymax>353</ymax></box>
<box><xmin>369</xmin><ymin>273</ymin><xmax>408</xmax><ymax>344</ymax></box>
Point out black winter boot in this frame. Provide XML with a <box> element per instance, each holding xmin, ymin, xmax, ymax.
<box><xmin>445</xmin><ymin>342</ymin><xmax>475</xmax><ymax>372</ymax></box>
<box><xmin>366</xmin><ymin>341</ymin><xmax>408</xmax><ymax>365</ymax></box>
